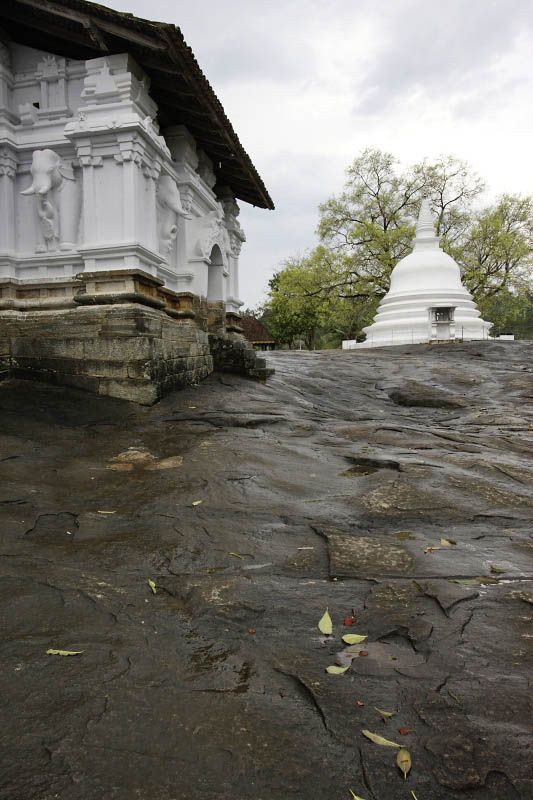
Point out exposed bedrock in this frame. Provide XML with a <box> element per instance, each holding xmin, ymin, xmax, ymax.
<box><xmin>0</xmin><ymin>341</ymin><xmax>532</xmax><ymax>799</ymax></box>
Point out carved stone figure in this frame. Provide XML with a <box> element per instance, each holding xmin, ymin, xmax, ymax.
<box><xmin>192</xmin><ymin>202</ymin><xmax>226</xmax><ymax>260</ymax></box>
<box><xmin>156</xmin><ymin>175</ymin><xmax>186</xmax><ymax>254</ymax></box>
<box><xmin>21</xmin><ymin>148</ymin><xmax>80</xmax><ymax>252</ymax></box>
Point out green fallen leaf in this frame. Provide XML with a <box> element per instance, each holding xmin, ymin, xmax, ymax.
<box><xmin>46</xmin><ymin>649</ymin><xmax>84</xmax><ymax>656</ymax></box>
<box><xmin>229</xmin><ymin>552</ymin><xmax>243</xmax><ymax>559</ymax></box>
<box><xmin>326</xmin><ymin>665</ymin><xmax>349</xmax><ymax>674</ymax></box>
<box><xmin>375</xmin><ymin>707</ymin><xmax>394</xmax><ymax>719</ymax></box>
<box><xmin>148</xmin><ymin>579</ymin><xmax>157</xmax><ymax>595</ymax></box>
<box><xmin>490</xmin><ymin>565</ymin><xmax>505</xmax><ymax>574</ymax></box>
<box><xmin>390</xmin><ymin>530</ymin><xmax>416</xmax><ymax>541</ymax></box>
<box><xmin>349</xmin><ymin>791</ymin><xmax>366</xmax><ymax>800</ymax></box>
<box><xmin>450</xmin><ymin>576</ymin><xmax>499</xmax><ymax>586</ymax></box>
<box><xmin>342</xmin><ymin>633</ymin><xmax>367</xmax><ymax>645</ymax></box>
<box><xmin>440</xmin><ymin>538</ymin><xmax>457</xmax><ymax>546</ymax></box>
<box><xmin>397</xmin><ymin>747</ymin><xmax>412</xmax><ymax>779</ymax></box>
<box><xmin>318</xmin><ymin>608</ymin><xmax>333</xmax><ymax>635</ymax></box>
<box><xmin>361</xmin><ymin>729</ymin><xmax>401</xmax><ymax>747</ymax></box>
<box><xmin>191</xmin><ymin>500</ymin><xmax>202</xmax><ymax>506</ymax></box>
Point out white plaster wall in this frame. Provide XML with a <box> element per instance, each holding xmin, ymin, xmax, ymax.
<box><xmin>0</xmin><ymin>40</ymin><xmax>245</xmax><ymax>311</ymax></box>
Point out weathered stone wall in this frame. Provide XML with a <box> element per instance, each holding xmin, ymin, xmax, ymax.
<box><xmin>0</xmin><ymin>304</ymin><xmax>212</xmax><ymax>405</ymax></box>
<box><xmin>209</xmin><ymin>332</ymin><xmax>274</xmax><ymax>381</ymax></box>
<box><xmin>207</xmin><ymin>300</ymin><xmax>226</xmax><ymax>334</ymax></box>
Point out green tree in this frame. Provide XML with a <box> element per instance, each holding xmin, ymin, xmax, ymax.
<box><xmin>263</xmin><ymin>149</ymin><xmax>533</xmax><ymax>346</ymax></box>
<box><xmin>265</xmin><ymin>257</ymin><xmax>326</xmax><ymax>349</ymax></box>
<box><xmin>446</xmin><ymin>195</ymin><xmax>533</xmax><ymax>301</ymax></box>
<box><xmin>478</xmin><ymin>288</ymin><xmax>533</xmax><ymax>338</ymax></box>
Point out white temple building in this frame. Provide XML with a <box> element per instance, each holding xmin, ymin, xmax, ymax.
<box><xmin>0</xmin><ymin>0</ymin><xmax>274</xmax><ymax>403</ymax></box>
<box><xmin>342</xmin><ymin>199</ymin><xmax>492</xmax><ymax>349</ymax></box>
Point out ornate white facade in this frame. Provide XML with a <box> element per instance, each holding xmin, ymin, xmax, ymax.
<box><xmin>343</xmin><ymin>199</ymin><xmax>492</xmax><ymax>349</ymax></box>
<box><xmin>0</xmin><ymin>43</ymin><xmax>246</xmax><ymax>313</ymax></box>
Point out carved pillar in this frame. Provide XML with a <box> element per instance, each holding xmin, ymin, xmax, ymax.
<box><xmin>163</xmin><ymin>125</ymin><xmax>198</xmax><ymax>284</ymax></box>
<box><xmin>144</xmin><ymin>160</ymin><xmax>161</xmax><ymax>254</ymax></box>
<box><xmin>0</xmin><ymin>41</ymin><xmax>18</xmax><ymax>126</ymax></box>
<box><xmin>75</xmin><ymin>141</ymin><xmax>103</xmax><ymax>246</ymax></box>
<box><xmin>218</xmin><ymin>188</ymin><xmax>246</xmax><ymax>313</ymax></box>
<box><xmin>114</xmin><ymin>132</ymin><xmax>144</xmax><ymax>242</ymax></box>
<box><xmin>0</xmin><ymin>147</ymin><xmax>17</xmax><ymax>266</ymax></box>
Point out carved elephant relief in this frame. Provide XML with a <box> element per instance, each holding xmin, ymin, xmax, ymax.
<box><xmin>156</xmin><ymin>175</ymin><xmax>187</xmax><ymax>255</ymax></box>
<box><xmin>21</xmin><ymin>148</ymin><xmax>81</xmax><ymax>252</ymax></box>
<box><xmin>189</xmin><ymin>202</ymin><xmax>230</xmax><ymax>264</ymax></box>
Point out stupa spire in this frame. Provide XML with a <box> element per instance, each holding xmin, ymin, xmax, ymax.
<box><xmin>415</xmin><ymin>197</ymin><xmax>437</xmax><ymax>238</ymax></box>
<box><xmin>412</xmin><ymin>196</ymin><xmax>439</xmax><ymax>252</ymax></box>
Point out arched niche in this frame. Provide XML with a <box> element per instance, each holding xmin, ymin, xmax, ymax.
<box><xmin>207</xmin><ymin>243</ymin><xmax>224</xmax><ymax>301</ymax></box>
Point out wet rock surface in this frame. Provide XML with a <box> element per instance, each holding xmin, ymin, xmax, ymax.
<box><xmin>0</xmin><ymin>341</ymin><xmax>532</xmax><ymax>800</ymax></box>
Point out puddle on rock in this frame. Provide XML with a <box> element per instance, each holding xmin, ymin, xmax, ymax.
<box><xmin>338</xmin><ymin>467</ymin><xmax>378</xmax><ymax>478</ymax></box>
<box><xmin>389</xmin><ymin>530</ymin><xmax>417</xmax><ymax>541</ymax></box>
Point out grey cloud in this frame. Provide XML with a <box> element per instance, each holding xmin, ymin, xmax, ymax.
<box><xmin>354</xmin><ymin>0</ymin><xmax>533</xmax><ymax>115</ymax></box>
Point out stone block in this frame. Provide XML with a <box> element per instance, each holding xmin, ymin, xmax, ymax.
<box><xmin>98</xmin><ymin>378</ymin><xmax>158</xmax><ymax>405</ymax></box>
<box><xmin>83</xmin><ymin>336</ymin><xmax>153</xmax><ymax>361</ymax></box>
<box><xmin>0</xmin><ymin>300</ymin><xmax>271</xmax><ymax>405</ymax></box>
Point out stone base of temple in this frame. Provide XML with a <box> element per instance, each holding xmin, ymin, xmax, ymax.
<box><xmin>0</xmin><ymin>269</ymin><xmax>273</xmax><ymax>404</ymax></box>
<box><xmin>208</xmin><ymin>332</ymin><xmax>275</xmax><ymax>381</ymax></box>
<box><xmin>0</xmin><ymin>304</ymin><xmax>212</xmax><ymax>405</ymax></box>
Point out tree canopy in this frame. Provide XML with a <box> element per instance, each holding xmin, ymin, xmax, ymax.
<box><xmin>262</xmin><ymin>149</ymin><xmax>533</xmax><ymax>348</ymax></box>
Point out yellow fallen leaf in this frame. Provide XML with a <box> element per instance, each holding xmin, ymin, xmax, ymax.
<box><xmin>375</xmin><ymin>707</ymin><xmax>394</xmax><ymax>718</ymax></box>
<box><xmin>361</xmin><ymin>729</ymin><xmax>400</xmax><ymax>747</ymax></box>
<box><xmin>349</xmin><ymin>791</ymin><xmax>366</xmax><ymax>800</ymax></box>
<box><xmin>97</xmin><ymin>510</ymin><xmax>116</xmax><ymax>514</ymax></box>
<box><xmin>148</xmin><ymin>579</ymin><xmax>156</xmax><ymax>595</ymax></box>
<box><xmin>326</xmin><ymin>665</ymin><xmax>349</xmax><ymax>674</ymax></box>
<box><xmin>188</xmin><ymin>406</ymin><xmax>197</xmax><ymax>409</ymax></box>
<box><xmin>397</xmin><ymin>748</ymin><xmax>412</xmax><ymax>779</ymax></box>
<box><xmin>46</xmin><ymin>649</ymin><xmax>84</xmax><ymax>656</ymax></box>
<box><xmin>318</xmin><ymin>608</ymin><xmax>333</xmax><ymax>635</ymax></box>
<box><xmin>297</xmin><ymin>546</ymin><xmax>314</xmax><ymax>550</ymax></box>
<box><xmin>440</xmin><ymin>538</ymin><xmax>456</xmax><ymax>546</ymax></box>
<box><xmin>411</xmin><ymin>792</ymin><xmax>418</xmax><ymax>800</ymax></box>
<box><xmin>342</xmin><ymin>634</ymin><xmax>367</xmax><ymax>645</ymax></box>
<box><xmin>229</xmin><ymin>552</ymin><xmax>243</xmax><ymax>559</ymax></box>
<box><xmin>191</xmin><ymin>500</ymin><xmax>202</xmax><ymax>506</ymax></box>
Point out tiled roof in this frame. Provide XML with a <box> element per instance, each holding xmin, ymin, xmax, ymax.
<box><xmin>241</xmin><ymin>316</ymin><xmax>277</xmax><ymax>343</ymax></box>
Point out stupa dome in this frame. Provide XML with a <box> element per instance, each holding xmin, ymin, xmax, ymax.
<box><xmin>343</xmin><ymin>198</ymin><xmax>492</xmax><ymax>349</ymax></box>
<box><xmin>389</xmin><ymin>200</ymin><xmax>463</xmax><ymax>294</ymax></box>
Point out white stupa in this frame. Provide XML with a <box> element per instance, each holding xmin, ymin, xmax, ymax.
<box><xmin>342</xmin><ymin>199</ymin><xmax>492</xmax><ymax>349</ymax></box>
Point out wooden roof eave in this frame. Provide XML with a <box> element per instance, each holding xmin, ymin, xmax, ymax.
<box><xmin>0</xmin><ymin>0</ymin><xmax>274</xmax><ymax>210</ymax></box>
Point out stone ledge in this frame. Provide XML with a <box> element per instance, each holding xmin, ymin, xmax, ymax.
<box><xmin>209</xmin><ymin>333</ymin><xmax>274</xmax><ymax>381</ymax></box>
<box><xmin>0</xmin><ymin>304</ymin><xmax>213</xmax><ymax>405</ymax></box>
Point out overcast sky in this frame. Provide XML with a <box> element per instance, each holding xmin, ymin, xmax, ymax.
<box><xmin>105</xmin><ymin>0</ymin><xmax>533</xmax><ymax>308</ymax></box>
